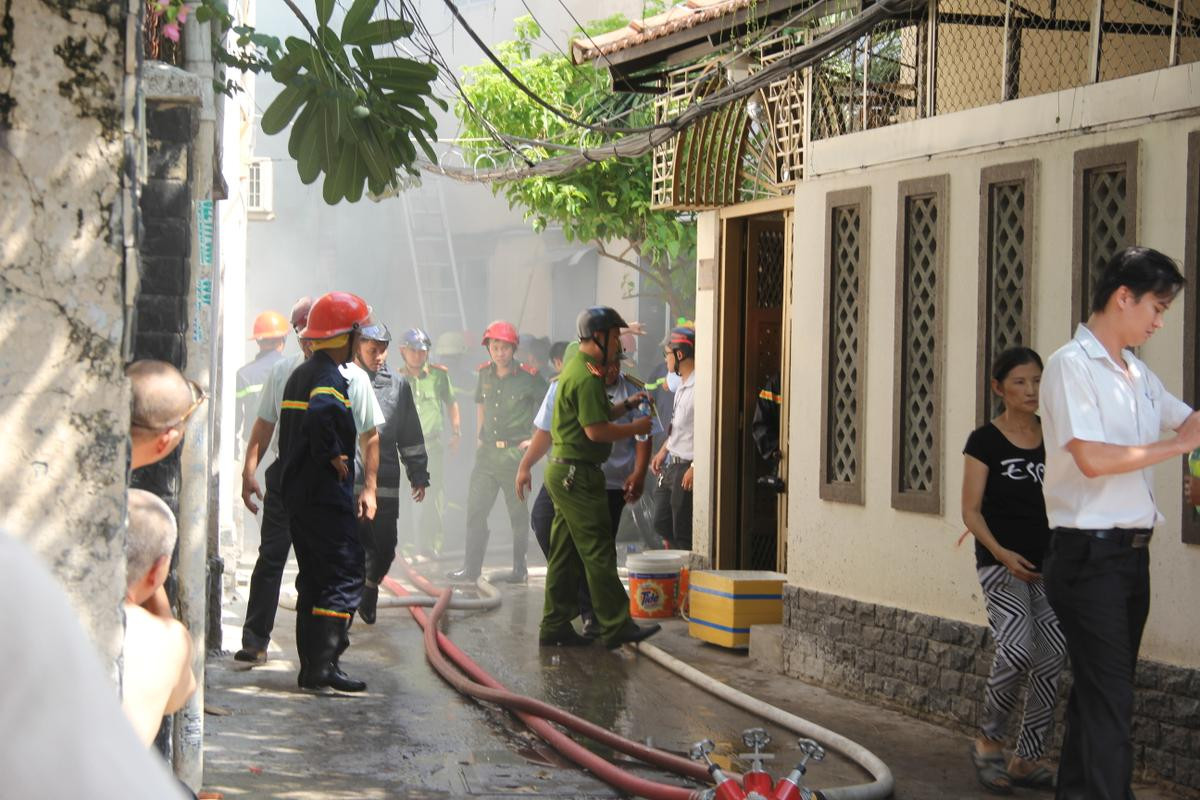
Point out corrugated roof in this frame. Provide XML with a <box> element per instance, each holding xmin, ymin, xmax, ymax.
<box><xmin>569</xmin><ymin>0</ymin><xmax>755</xmax><ymax>64</ymax></box>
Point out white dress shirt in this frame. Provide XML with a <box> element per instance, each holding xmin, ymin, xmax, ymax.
<box><xmin>1041</xmin><ymin>324</ymin><xmax>1192</xmax><ymax>529</ymax></box>
<box><xmin>666</xmin><ymin>371</ymin><xmax>696</xmax><ymax>461</ymax></box>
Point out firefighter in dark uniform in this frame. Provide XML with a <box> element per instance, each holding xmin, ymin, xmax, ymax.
<box><xmin>278</xmin><ymin>291</ymin><xmax>372</xmax><ymax>693</ymax></box>
<box><xmin>540</xmin><ymin>307</ymin><xmax>659</xmax><ymax>649</ymax></box>
<box><xmin>353</xmin><ymin>322</ymin><xmax>430</xmax><ymax>624</ymax></box>
<box><xmin>236</xmin><ymin>310</ymin><xmax>289</xmax><ymax>451</ymax></box>
<box><xmin>447</xmin><ymin>320</ymin><xmax>547</xmax><ymax>582</ymax></box>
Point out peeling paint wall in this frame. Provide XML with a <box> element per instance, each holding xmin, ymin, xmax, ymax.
<box><xmin>0</xmin><ymin>0</ymin><xmax>133</xmax><ymax>670</ymax></box>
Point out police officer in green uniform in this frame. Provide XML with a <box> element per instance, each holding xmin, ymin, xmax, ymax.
<box><xmin>399</xmin><ymin>327</ymin><xmax>461</xmax><ymax>559</ymax></box>
<box><xmin>447</xmin><ymin>320</ymin><xmax>547</xmax><ymax>582</ymax></box>
<box><xmin>540</xmin><ymin>307</ymin><xmax>659</xmax><ymax>649</ymax></box>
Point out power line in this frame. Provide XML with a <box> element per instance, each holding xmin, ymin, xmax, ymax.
<box><xmin>422</xmin><ymin>0</ymin><xmax>924</xmax><ymax>182</ymax></box>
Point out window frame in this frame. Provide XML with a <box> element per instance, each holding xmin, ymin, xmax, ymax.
<box><xmin>891</xmin><ymin>174</ymin><xmax>949</xmax><ymax>515</ymax></box>
<box><xmin>976</xmin><ymin>160</ymin><xmax>1038</xmax><ymax>427</ymax></box>
<box><xmin>820</xmin><ymin>187</ymin><xmax>871</xmax><ymax>505</ymax></box>
<box><xmin>1071</xmin><ymin>140</ymin><xmax>1139</xmax><ymax>324</ymax></box>
<box><xmin>247</xmin><ymin>157</ymin><xmax>275</xmax><ymax>220</ymax></box>
<box><xmin>1183</xmin><ymin>130</ymin><xmax>1200</xmax><ymax>545</ymax></box>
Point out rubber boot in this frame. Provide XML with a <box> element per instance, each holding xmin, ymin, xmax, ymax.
<box><xmin>299</xmin><ymin>615</ymin><xmax>366</xmax><ymax>693</ymax></box>
<box><xmin>447</xmin><ymin>527</ymin><xmax>487</xmax><ymax>581</ymax></box>
<box><xmin>491</xmin><ymin>526</ymin><xmax>529</xmax><ymax>583</ymax></box>
<box><xmin>295</xmin><ymin>613</ymin><xmax>310</xmax><ymax>688</ymax></box>
<box><xmin>360</xmin><ymin>584</ymin><xmax>379</xmax><ymax>625</ymax></box>
<box><xmin>331</xmin><ymin>613</ymin><xmax>363</xmax><ymax>689</ymax></box>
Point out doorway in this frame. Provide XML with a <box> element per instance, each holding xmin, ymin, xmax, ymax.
<box><xmin>713</xmin><ymin>205</ymin><xmax>792</xmax><ymax>571</ymax></box>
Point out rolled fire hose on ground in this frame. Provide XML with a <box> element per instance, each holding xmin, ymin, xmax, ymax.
<box><xmin>634</xmin><ymin>642</ymin><xmax>895</xmax><ymax>800</ymax></box>
<box><xmin>380</xmin><ymin>576</ymin><xmax>712</xmax><ymax>800</ymax></box>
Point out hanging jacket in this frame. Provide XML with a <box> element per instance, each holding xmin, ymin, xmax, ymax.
<box><xmin>357</xmin><ymin>363</ymin><xmax>430</xmax><ymax>496</ymax></box>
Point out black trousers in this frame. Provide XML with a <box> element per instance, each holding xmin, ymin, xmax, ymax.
<box><xmin>241</xmin><ymin>463</ymin><xmax>291</xmax><ymax>651</ymax></box>
<box><xmin>357</xmin><ymin>495</ymin><xmax>400</xmax><ymax>584</ymax></box>
<box><xmin>1044</xmin><ymin>531</ymin><xmax>1150</xmax><ymax>800</ymax></box>
<box><xmin>651</xmin><ymin>459</ymin><xmax>693</xmax><ymax>550</ymax></box>
<box><xmin>532</xmin><ymin>484</ymin><xmax>625</xmax><ymax>621</ymax></box>
<box><xmin>291</xmin><ymin>504</ymin><xmax>365</xmax><ymax>617</ymax></box>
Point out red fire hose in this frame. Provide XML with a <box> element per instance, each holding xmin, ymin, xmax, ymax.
<box><xmin>381</xmin><ymin>571</ymin><xmax>713</xmax><ymax>800</ymax></box>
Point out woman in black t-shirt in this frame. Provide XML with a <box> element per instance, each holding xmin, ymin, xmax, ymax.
<box><xmin>963</xmin><ymin>347</ymin><xmax>1066</xmax><ymax>794</ymax></box>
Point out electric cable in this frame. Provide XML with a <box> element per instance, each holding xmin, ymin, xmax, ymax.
<box><xmin>421</xmin><ymin>0</ymin><xmax>926</xmax><ymax>182</ymax></box>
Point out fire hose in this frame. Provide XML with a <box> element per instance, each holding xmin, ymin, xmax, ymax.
<box><xmin>382</xmin><ymin>561</ymin><xmax>893</xmax><ymax>800</ymax></box>
<box><xmin>381</xmin><ymin>574</ymin><xmax>713</xmax><ymax>799</ymax></box>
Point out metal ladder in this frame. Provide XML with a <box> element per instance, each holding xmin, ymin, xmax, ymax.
<box><xmin>399</xmin><ymin>180</ymin><xmax>467</xmax><ymax>336</ymax></box>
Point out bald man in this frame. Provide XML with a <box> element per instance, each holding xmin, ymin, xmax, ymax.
<box><xmin>122</xmin><ymin>489</ymin><xmax>196</xmax><ymax>746</ymax></box>
<box><xmin>127</xmin><ymin>360</ymin><xmax>205</xmax><ymax>470</ymax></box>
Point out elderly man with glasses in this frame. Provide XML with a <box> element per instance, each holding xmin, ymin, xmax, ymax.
<box><xmin>126</xmin><ymin>360</ymin><xmax>207</xmax><ymax>470</ymax></box>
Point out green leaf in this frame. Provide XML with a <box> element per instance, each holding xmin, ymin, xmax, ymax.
<box><xmin>291</xmin><ymin>106</ymin><xmax>325</xmax><ymax>184</ymax></box>
<box><xmin>341</xmin><ymin>0</ymin><xmax>379</xmax><ymax>42</ymax></box>
<box><xmin>271</xmin><ymin>38</ymin><xmax>312</xmax><ymax>82</ymax></box>
<box><xmin>315</xmin><ymin>0</ymin><xmax>334</xmax><ymax>27</ymax></box>
<box><xmin>260</xmin><ymin>84</ymin><xmax>307</xmax><ymax>135</ymax></box>
<box><xmin>345</xmin><ymin>18</ymin><xmax>415</xmax><ymax>47</ymax></box>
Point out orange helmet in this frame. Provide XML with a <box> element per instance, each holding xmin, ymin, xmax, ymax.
<box><xmin>481</xmin><ymin>320</ymin><xmax>518</xmax><ymax>347</ymax></box>
<box><xmin>250</xmin><ymin>310</ymin><xmax>289</xmax><ymax>341</ymax></box>
<box><xmin>300</xmin><ymin>292</ymin><xmax>371</xmax><ymax>340</ymax></box>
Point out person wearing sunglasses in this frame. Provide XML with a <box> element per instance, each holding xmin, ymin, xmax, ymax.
<box><xmin>127</xmin><ymin>360</ymin><xmax>206</xmax><ymax>470</ymax></box>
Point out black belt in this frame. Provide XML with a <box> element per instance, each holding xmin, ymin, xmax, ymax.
<box><xmin>550</xmin><ymin>457</ymin><xmax>602</xmax><ymax>468</ymax></box>
<box><xmin>1054</xmin><ymin>527</ymin><xmax>1153</xmax><ymax>549</ymax></box>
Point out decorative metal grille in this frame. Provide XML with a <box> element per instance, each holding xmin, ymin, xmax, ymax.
<box><xmin>829</xmin><ymin>206</ymin><xmax>862</xmax><ymax>484</ymax></box>
<box><xmin>643</xmin><ymin>0</ymin><xmax>1188</xmax><ymax>212</ymax></box>
<box><xmin>811</xmin><ymin>20</ymin><xmax>922</xmax><ymax>141</ymax></box>
<box><xmin>1083</xmin><ymin>166</ymin><xmax>1130</xmax><ymax>313</ymax></box>
<box><xmin>900</xmin><ymin>195</ymin><xmax>939</xmax><ymax>494</ymax></box>
<box><xmin>756</xmin><ymin>229</ymin><xmax>786</xmax><ymax>308</ymax></box>
<box><xmin>987</xmin><ymin>180</ymin><xmax>1028</xmax><ymax>416</ymax></box>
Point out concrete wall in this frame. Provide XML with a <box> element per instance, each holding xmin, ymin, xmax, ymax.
<box><xmin>782</xmin><ymin>62</ymin><xmax>1200</xmax><ymax>669</ymax></box>
<box><xmin>0</xmin><ymin>0</ymin><xmax>135</xmax><ymax>670</ymax></box>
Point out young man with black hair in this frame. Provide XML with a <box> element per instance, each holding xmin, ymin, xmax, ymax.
<box><xmin>1040</xmin><ymin>246</ymin><xmax>1200</xmax><ymax>800</ymax></box>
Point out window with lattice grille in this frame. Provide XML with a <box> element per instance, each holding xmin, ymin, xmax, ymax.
<box><xmin>821</xmin><ymin>189</ymin><xmax>870</xmax><ymax>504</ymax></box>
<box><xmin>1072</xmin><ymin>142</ymin><xmax>1138</xmax><ymax>322</ymax></box>
<box><xmin>892</xmin><ymin>176</ymin><xmax>948</xmax><ymax>514</ymax></box>
<box><xmin>1184</xmin><ymin>131</ymin><xmax>1200</xmax><ymax>546</ymax></box>
<box><xmin>977</xmin><ymin>162</ymin><xmax>1036</xmax><ymax>425</ymax></box>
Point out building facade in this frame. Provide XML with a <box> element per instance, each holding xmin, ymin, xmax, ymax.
<box><xmin>578</xmin><ymin>0</ymin><xmax>1200</xmax><ymax>788</ymax></box>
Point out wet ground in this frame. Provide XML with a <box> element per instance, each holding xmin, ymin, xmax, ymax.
<box><xmin>203</xmin><ymin>524</ymin><xmax>1189</xmax><ymax>799</ymax></box>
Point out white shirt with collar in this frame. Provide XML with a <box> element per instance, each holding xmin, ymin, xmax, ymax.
<box><xmin>1041</xmin><ymin>323</ymin><xmax>1192</xmax><ymax>530</ymax></box>
<box><xmin>666</xmin><ymin>370</ymin><xmax>696</xmax><ymax>461</ymax></box>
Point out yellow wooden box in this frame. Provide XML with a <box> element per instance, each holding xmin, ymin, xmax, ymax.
<box><xmin>687</xmin><ymin>570</ymin><xmax>787</xmax><ymax>648</ymax></box>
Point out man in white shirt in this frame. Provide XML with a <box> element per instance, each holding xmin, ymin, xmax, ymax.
<box><xmin>234</xmin><ymin>296</ymin><xmax>383</xmax><ymax>666</ymax></box>
<box><xmin>1040</xmin><ymin>247</ymin><xmax>1200</xmax><ymax>800</ymax></box>
<box><xmin>651</xmin><ymin>325</ymin><xmax>697</xmax><ymax>550</ymax></box>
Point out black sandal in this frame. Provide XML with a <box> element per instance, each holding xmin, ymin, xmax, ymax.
<box><xmin>971</xmin><ymin>745</ymin><xmax>1013</xmax><ymax>795</ymax></box>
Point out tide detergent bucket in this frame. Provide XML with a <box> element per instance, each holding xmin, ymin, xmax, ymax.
<box><xmin>658</xmin><ymin>549</ymin><xmax>692</xmax><ymax>616</ymax></box>
<box><xmin>628</xmin><ymin>552</ymin><xmax>684</xmax><ymax>618</ymax></box>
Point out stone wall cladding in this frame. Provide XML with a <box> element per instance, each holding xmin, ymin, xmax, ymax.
<box><xmin>0</xmin><ymin>0</ymin><xmax>133</xmax><ymax>670</ymax></box>
<box><xmin>782</xmin><ymin>585</ymin><xmax>1200</xmax><ymax>794</ymax></box>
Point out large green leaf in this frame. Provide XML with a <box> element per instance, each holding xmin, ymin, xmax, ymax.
<box><xmin>271</xmin><ymin>38</ymin><xmax>313</xmax><ymax>83</ymax></box>
<box><xmin>341</xmin><ymin>0</ymin><xmax>379</xmax><ymax>42</ymax></box>
<box><xmin>315</xmin><ymin>0</ymin><xmax>334</xmax><ymax>27</ymax></box>
<box><xmin>344</xmin><ymin>19</ymin><xmax>415</xmax><ymax>47</ymax></box>
<box><xmin>260</xmin><ymin>84</ymin><xmax>307</xmax><ymax>135</ymax></box>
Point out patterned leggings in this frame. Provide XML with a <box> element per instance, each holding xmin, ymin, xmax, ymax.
<box><xmin>978</xmin><ymin>565</ymin><xmax>1068</xmax><ymax>761</ymax></box>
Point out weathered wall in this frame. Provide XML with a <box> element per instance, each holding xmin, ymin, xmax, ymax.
<box><xmin>0</xmin><ymin>0</ymin><xmax>134</xmax><ymax>670</ymax></box>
